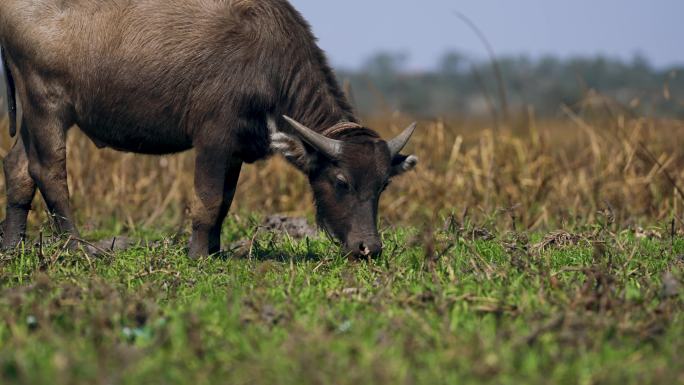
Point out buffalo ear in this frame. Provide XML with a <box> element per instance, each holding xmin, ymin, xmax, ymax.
<box><xmin>390</xmin><ymin>154</ymin><xmax>418</xmax><ymax>177</ymax></box>
<box><xmin>270</xmin><ymin>132</ymin><xmax>318</xmax><ymax>172</ymax></box>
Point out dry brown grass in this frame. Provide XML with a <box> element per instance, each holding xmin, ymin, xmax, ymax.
<box><xmin>1</xmin><ymin>110</ymin><xmax>684</xmax><ymax>234</ymax></box>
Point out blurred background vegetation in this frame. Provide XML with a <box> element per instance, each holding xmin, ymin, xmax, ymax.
<box><xmin>339</xmin><ymin>52</ymin><xmax>683</xmax><ymax>119</ymax></box>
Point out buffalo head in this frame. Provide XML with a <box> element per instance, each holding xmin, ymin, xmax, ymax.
<box><xmin>270</xmin><ymin>116</ymin><xmax>418</xmax><ymax>258</ymax></box>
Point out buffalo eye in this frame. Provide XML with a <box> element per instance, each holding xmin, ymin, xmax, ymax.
<box><xmin>335</xmin><ymin>174</ymin><xmax>351</xmax><ymax>191</ymax></box>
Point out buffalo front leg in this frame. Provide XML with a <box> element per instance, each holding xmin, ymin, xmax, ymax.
<box><xmin>23</xmin><ymin>114</ymin><xmax>79</xmax><ymax>241</ymax></box>
<box><xmin>1</xmin><ymin>132</ymin><xmax>37</xmax><ymax>249</ymax></box>
<box><xmin>189</xmin><ymin>148</ymin><xmax>242</xmax><ymax>259</ymax></box>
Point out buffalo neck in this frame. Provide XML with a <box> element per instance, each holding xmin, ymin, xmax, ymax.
<box><xmin>277</xmin><ymin>49</ymin><xmax>359</xmax><ymax>135</ymax></box>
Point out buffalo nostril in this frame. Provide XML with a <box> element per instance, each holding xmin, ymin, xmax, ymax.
<box><xmin>357</xmin><ymin>241</ymin><xmax>382</xmax><ymax>257</ymax></box>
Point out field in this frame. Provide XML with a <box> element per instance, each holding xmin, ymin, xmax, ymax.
<box><xmin>1</xmin><ymin>109</ymin><xmax>684</xmax><ymax>384</ymax></box>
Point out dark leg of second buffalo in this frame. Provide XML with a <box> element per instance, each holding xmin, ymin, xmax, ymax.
<box><xmin>1</xmin><ymin>129</ymin><xmax>37</xmax><ymax>249</ymax></box>
<box><xmin>208</xmin><ymin>160</ymin><xmax>242</xmax><ymax>253</ymax></box>
<box><xmin>189</xmin><ymin>142</ymin><xmax>242</xmax><ymax>258</ymax></box>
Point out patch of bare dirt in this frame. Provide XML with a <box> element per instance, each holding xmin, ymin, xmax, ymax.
<box><xmin>261</xmin><ymin>215</ymin><xmax>318</xmax><ymax>240</ymax></box>
<box><xmin>94</xmin><ymin>237</ymin><xmax>138</xmax><ymax>252</ymax></box>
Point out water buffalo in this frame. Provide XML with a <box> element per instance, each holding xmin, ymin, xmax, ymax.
<box><xmin>0</xmin><ymin>0</ymin><xmax>418</xmax><ymax>258</ymax></box>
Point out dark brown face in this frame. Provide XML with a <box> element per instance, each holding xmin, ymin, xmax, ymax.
<box><xmin>270</xmin><ymin>117</ymin><xmax>418</xmax><ymax>258</ymax></box>
<box><xmin>309</xmin><ymin>140</ymin><xmax>392</xmax><ymax>257</ymax></box>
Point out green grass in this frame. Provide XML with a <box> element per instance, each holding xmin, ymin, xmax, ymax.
<box><xmin>1</xmin><ymin>220</ymin><xmax>683</xmax><ymax>385</ymax></box>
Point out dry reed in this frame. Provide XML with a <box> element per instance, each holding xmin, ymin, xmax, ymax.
<box><xmin>1</xmin><ymin>110</ymin><xmax>683</xmax><ymax>235</ymax></box>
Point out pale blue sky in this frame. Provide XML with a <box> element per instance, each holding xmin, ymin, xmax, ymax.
<box><xmin>290</xmin><ymin>0</ymin><xmax>683</xmax><ymax>70</ymax></box>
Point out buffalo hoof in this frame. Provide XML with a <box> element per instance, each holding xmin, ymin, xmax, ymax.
<box><xmin>0</xmin><ymin>232</ymin><xmax>27</xmax><ymax>253</ymax></box>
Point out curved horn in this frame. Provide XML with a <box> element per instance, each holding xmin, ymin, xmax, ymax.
<box><xmin>388</xmin><ymin>122</ymin><xmax>417</xmax><ymax>157</ymax></box>
<box><xmin>282</xmin><ymin>116</ymin><xmax>343</xmax><ymax>159</ymax></box>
